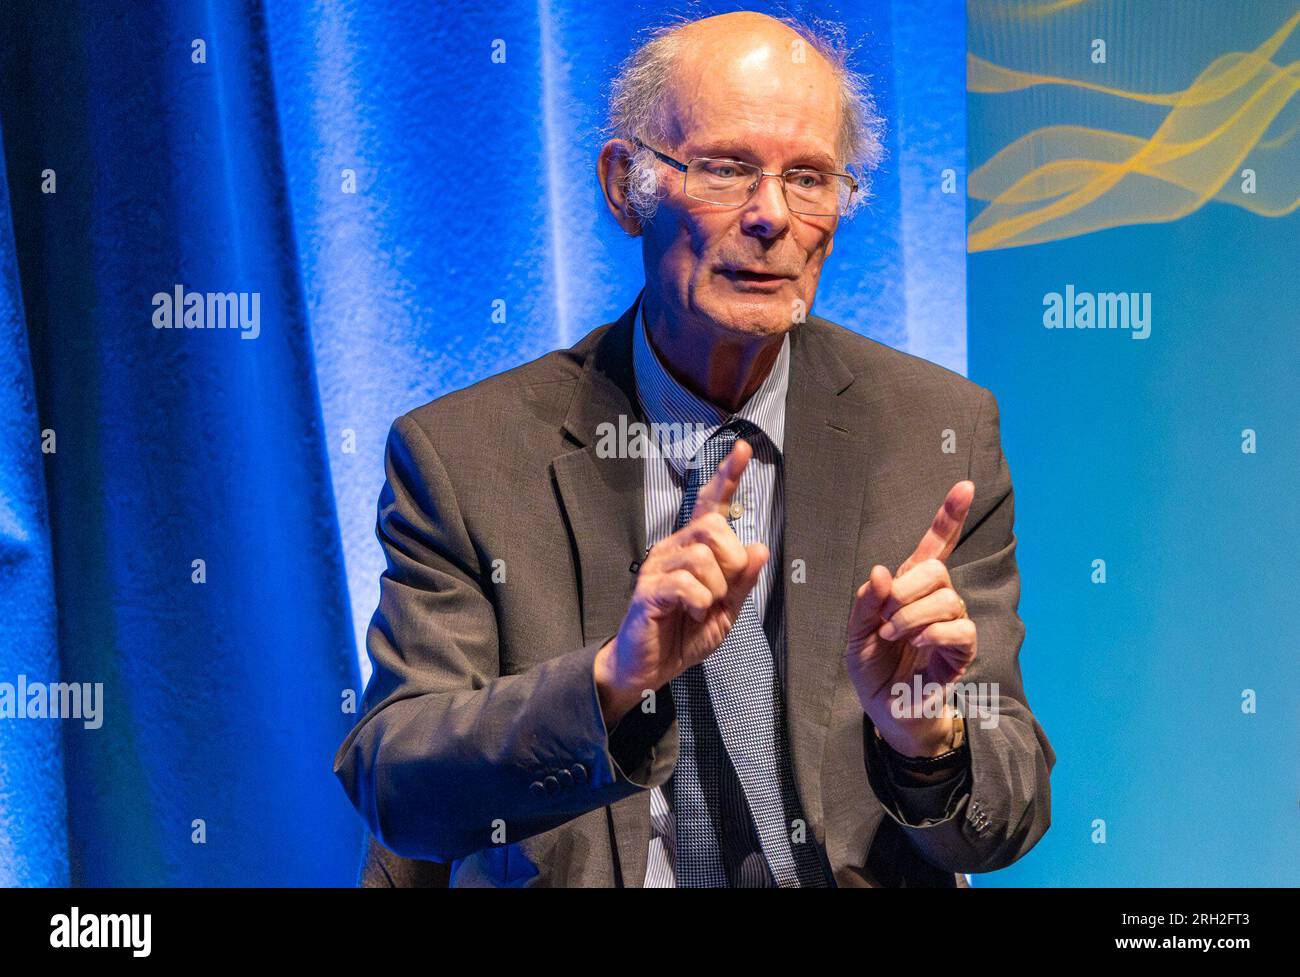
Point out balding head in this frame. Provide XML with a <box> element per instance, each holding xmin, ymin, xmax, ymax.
<box><xmin>607</xmin><ymin>11</ymin><xmax>883</xmax><ymax>220</ymax></box>
<box><xmin>656</xmin><ymin>12</ymin><xmax>839</xmax><ymax>145</ymax></box>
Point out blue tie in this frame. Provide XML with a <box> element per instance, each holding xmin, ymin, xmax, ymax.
<box><xmin>668</xmin><ymin>419</ymin><xmax>827</xmax><ymax>887</ymax></box>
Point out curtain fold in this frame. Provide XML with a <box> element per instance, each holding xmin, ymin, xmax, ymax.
<box><xmin>0</xmin><ymin>0</ymin><xmax>360</xmax><ymax>885</ymax></box>
<box><xmin>0</xmin><ymin>123</ymin><xmax>68</xmax><ymax>888</ymax></box>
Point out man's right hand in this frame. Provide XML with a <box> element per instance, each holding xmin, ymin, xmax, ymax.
<box><xmin>593</xmin><ymin>439</ymin><xmax>768</xmax><ymax>727</ymax></box>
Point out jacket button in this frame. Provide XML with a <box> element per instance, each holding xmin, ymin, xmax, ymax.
<box><xmin>572</xmin><ymin>763</ymin><xmax>588</xmax><ymax>785</ymax></box>
<box><xmin>529</xmin><ymin>781</ymin><xmax>545</xmax><ymax>795</ymax></box>
<box><xmin>558</xmin><ymin>768</ymin><xmax>574</xmax><ymax>788</ymax></box>
<box><xmin>543</xmin><ymin>775</ymin><xmax>559</xmax><ymax>794</ymax></box>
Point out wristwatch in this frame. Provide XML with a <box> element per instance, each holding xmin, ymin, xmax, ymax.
<box><xmin>874</xmin><ymin>716</ymin><xmax>967</xmax><ymax>773</ymax></box>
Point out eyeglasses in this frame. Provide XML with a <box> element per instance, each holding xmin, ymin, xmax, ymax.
<box><xmin>631</xmin><ymin>137</ymin><xmax>858</xmax><ymax>218</ymax></box>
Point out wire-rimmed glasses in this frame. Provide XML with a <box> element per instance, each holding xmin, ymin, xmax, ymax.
<box><xmin>631</xmin><ymin>137</ymin><xmax>858</xmax><ymax>217</ymax></box>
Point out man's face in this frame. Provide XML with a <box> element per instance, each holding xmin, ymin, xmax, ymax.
<box><xmin>639</xmin><ymin>24</ymin><xmax>844</xmax><ymax>342</ymax></box>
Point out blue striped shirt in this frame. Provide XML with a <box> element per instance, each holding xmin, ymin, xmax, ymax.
<box><xmin>631</xmin><ymin>294</ymin><xmax>791</xmax><ymax>887</ymax></box>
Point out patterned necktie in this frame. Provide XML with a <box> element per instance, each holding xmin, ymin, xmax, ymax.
<box><xmin>668</xmin><ymin>419</ymin><xmax>827</xmax><ymax>887</ymax></box>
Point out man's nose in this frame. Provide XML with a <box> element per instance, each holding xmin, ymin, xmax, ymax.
<box><xmin>739</xmin><ymin>173</ymin><xmax>791</xmax><ymax>238</ymax></box>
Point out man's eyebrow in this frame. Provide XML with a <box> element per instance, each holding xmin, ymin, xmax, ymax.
<box><xmin>688</xmin><ymin>142</ymin><xmax>839</xmax><ymax>170</ymax></box>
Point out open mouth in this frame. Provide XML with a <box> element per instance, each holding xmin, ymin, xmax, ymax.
<box><xmin>724</xmin><ymin>270</ymin><xmax>790</xmax><ymax>284</ymax></box>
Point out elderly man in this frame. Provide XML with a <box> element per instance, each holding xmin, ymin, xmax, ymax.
<box><xmin>335</xmin><ymin>10</ymin><xmax>1054</xmax><ymax>887</ymax></box>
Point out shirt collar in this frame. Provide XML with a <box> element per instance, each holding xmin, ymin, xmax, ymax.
<box><xmin>632</xmin><ymin>291</ymin><xmax>789</xmax><ymax>475</ymax></box>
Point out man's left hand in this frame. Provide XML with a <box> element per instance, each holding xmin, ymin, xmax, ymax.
<box><xmin>845</xmin><ymin>480</ymin><xmax>978</xmax><ymax>757</ymax></box>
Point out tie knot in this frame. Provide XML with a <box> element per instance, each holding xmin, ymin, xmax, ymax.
<box><xmin>689</xmin><ymin>418</ymin><xmax>761</xmax><ymax>483</ymax></box>
<box><xmin>674</xmin><ymin>420</ymin><xmax>765</xmax><ymax>533</ymax></box>
<box><xmin>713</xmin><ymin>417</ymin><xmax>762</xmax><ymax>447</ymax></box>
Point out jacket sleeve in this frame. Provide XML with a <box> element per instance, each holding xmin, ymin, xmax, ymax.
<box><xmin>864</xmin><ymin>388</ymin><xmax>1055</xmax><ymax>873</ymax></box>
<box><xmin>332</xmin><ymin>414</ymin><xmax>676</xmax><ymax>863</ymax></box>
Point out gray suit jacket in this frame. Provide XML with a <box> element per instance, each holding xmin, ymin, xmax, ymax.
<box><xmin>333</xmin><ymin>294</ymin><xmax>1055</xmax><ymax>887</ymax></box>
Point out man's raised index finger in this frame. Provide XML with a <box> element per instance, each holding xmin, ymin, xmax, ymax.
<box><xmin>897</xmin><ymin>480</ymin><xmax>975</xmax><ymax>575</ymax></box>
<box><xmin>690</xmin><ymin>439</ymin><xmax>752</xmax><ymax>523</ymax></box>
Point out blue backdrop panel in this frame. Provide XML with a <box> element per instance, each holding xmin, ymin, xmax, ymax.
<box><xmin>967</xmin><ymin>0</ymin><xmax>1300</xmax><ymax>886</ymax></box>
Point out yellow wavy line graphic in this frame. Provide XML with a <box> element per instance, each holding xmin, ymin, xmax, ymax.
<box><xmin>970</xmin><ymin>0</ymin><xmax>1092</xmax><ymax>17</ymax></box>
<box><xmin>968</xmin><ymin>9</ymin><xmax>1300</xmax><ymax>251</ymax></box>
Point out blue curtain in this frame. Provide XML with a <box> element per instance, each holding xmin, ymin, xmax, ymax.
<box><xmin>0</xmin><ymin>1</ymin><xmax>361</xmax><ymax>885</ymax></box>
<box><xmin>0</xmin><ymin>121</ymin><xmax>66</xmax><ymax>887</ymax></box>
<box><xmin>0</xmin><ymin>0</ymin><xmax>965</xmax><ymax>885</ymax></box>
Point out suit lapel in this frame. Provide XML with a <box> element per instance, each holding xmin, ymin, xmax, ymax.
<box><xmin>551</xmin><ymin>296</ymin><xmax>646</xmax><ymax>644</ymax></box>
<box><xmin>780</xmin><ymin>321</ymin><xmax>874</xmax><ymax>836</ymax></box>
<box><xmin>550</xmin><ymin>295</ymin><xmax>654</xmax><ymax>886</ymax></box>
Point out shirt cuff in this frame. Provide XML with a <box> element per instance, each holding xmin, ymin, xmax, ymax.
<box><xmin>868</xmin><ymin>723</ymin><xmax>973</xmax><ymax>826</ymax></box>
<box><xmin>604</xmin><ymin>682</ymin><xmax>677</xmax><ymax>787</ymax></box>
<box><xmin>887</xmin><ymin>759</ymin><xmax>971</xmax><ymax>825</ymax></box>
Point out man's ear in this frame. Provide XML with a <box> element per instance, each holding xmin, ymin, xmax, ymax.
<box><xmin>597</xmin><ymin>139</ymin><xmax>644</xmax><ymax>237</ymax></box>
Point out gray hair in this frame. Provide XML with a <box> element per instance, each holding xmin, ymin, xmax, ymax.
<box><xmin>606</xmin><ymin>12</ymin><xmax>886</xmax><ymax>223</ymax></box>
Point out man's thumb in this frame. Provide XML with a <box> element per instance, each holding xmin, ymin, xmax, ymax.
<box><xmin>725</xmin><ymin>542</ymin><xmax>768</xmax><ymax>617</ymax></box>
